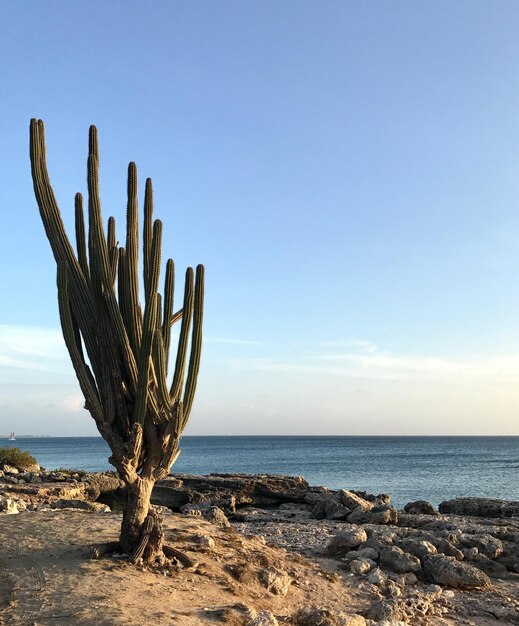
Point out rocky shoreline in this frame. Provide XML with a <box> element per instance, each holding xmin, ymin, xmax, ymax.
<box><xmin>1</xmin><ymin>465</ymin><xmax>519</xmax><ymax>624</ymax></box>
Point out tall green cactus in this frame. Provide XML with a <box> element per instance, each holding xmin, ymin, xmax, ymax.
<box><xmin>30</xmin><ymin>119</ymin><xmax>204</xmax><ymax>560</ymax></box>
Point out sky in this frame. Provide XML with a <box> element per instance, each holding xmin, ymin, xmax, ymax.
<box><xmin>1</xmin><ymin>1</ymin><xmax>519</xmax><ymax>436</ymax></box>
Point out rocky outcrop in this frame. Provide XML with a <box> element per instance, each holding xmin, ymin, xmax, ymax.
<box><xmin>439</xmin><ymin>496</ymin><xmax>519</xmax><ymax>518</ymax></box>
<box><xmin>152</xmin><ymin>474</ymin><xmax>398</xmax><ymax>525</ymax></box>
<box><xmin>0</xmin><ymin>466</ymin><xmax>123</xmax><ymax>511</ymax></box>
<box><xmin>404</xmin><ymin>500</ymin><xmax>438</xmax><ymax>516</ymax></box>
<box><xmin>422</xmin><ymin>554</ymin><xmax>491</xmax><ymax>588</ymax></box>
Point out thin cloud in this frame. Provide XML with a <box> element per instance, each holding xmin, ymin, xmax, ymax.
<box><xmin>318</xmin><ymin>339</ymin><xmax>378</xmax><ymax>353</ymax></box>
<box><xmin>0</xmin><ymin>324</ymin><xmax>69</xmax><ymax>376</ymax></box>
<box><xmin>234</xmin><ymin>351</ymin><xmax>519</xmax><ymax>384</ymax></box>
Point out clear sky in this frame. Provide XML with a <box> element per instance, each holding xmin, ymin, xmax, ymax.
<box><xmin>1</xmin><ymin>1</ymin><xmax>519</xmax><ymax>436</ymax></box>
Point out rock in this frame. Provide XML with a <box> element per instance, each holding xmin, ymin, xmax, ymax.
<box><xmin>363</xmin><ymin>531</ymin><xmax>396</xmax><ymax>552</ymax></box>
<box><xmin>436</xmin><ymin>538</ymin><xmax>464</xmax><ymax>560</ymax></box>
<box><xmin>398</xmin><ymin>538</ymin><xmax>437</xmax><ymax>559</ymax></box>
<box><xmin>367</xmin><ymin>599</ymin><xmax>409</xmax><ymax>623</ymax></box>
<box><xmin>203</xmin><ymin>506</ymin><xmax>230</xmax><ymax>528</ymax></box>
<box><xmin>0</xmin><ymin>496</ymin><xmax>19</xmax><ymax>514</ymax></box>
<box><xmin>247</xmin><ymin>610</ymin><xmax>279</xmax><ymax>626</ymax></box>
<box><xmin>368</xmin><ymin>568</ymin><xmax>388</xmax><ymax>587</ymax></box>
<box><xmin>309</xmin><ymin>495</ymin><xmax>351</xmax><ymax>520</ymax></box>
<box><xmin>338</xmin><ymin>490</ymin><xmax>373</xmax><ymax>512</ymax></box>
<box><xmin>343</xmin><ymin>547</ymin><xmax>379</xmax><ymax>562</ymax></box>
<box><xmin>182</xmin><ymin>508</ymin><xmax>202</xmax><ymax>516</ymax></box>
<box><xmin>295</xmin><ymin>606</ymin><xmax>366</xmax><ymax>626</ymax></box>
<box><xmin>15</xmin><ymin>499</ymin><xmax>27</xmax><ymax>512</ymax></box>
<box><xmin>379</xmin><ymin>546</ymin><xmax>421</xmax><ymax>573</ymax></box>
<box><xmin>348</xmin><ymin>506</ymin><xmax>397</xmax><ymax>525</ymax></box>
<box><xmin>194</xmin><ymin>534</ymin><xmax>215</xmax><ymax>548</ymax></box>
<box><xmin>439</xmin><ymin>496</ymin><xmax>519</xmax><ymax>518</ymax></box>
<box><xmin>496</xmin><ymin>554</ymin><xmax>519</xmax><ymax>572</ymax></box>
<box><xmin>403</xmin><ymin>500</ymin><xmax>438</xmax><ymax>516</ymax></box>
<box><xmin>225</xmin><ymin>563</ymin><xmax>255</xmax><ymax>583</ymax></box>
<box><xmin>327</xmin><ymin>529</ymin><xmax>368</xmax><ymax>556</ymax></box>
<box><xmin>350</xmin><ymin>558</ymin><xmax>376</xmax><ymax>575</ymax></box>
<box><xmin>459</xmin><ymin>533</ymin><xmax>503</xmax><ymax>559</ymax></box>
<box><xmin>52</xmin><ymin>499</ymin><xmax>110</xmax><ymax>512</ymax></box>
<box><xmin>310</xmin><ymin>499</ymin><xmax>326</xmax><ymax>519</ymax></box>
<box><xmin>323</xmin><ymin>497</ymin><xmax>351</xmax><ymax>520</ymax></box>
<box><xmin>339</xmin><ymin>617</ymin><xmax>366</xmax><ymax>626</ymax></box>
<box><xmin>422</xmin><ymin>554</ymin><xmax>491</xmax><ymax>588</ymax></box>
<box><xmin>80</xmin><ymin>473</ymin><xmax>124</xmax><ymax>501</ymax></box>
<box><xmin>155</xmin><ymin>473</ymin><xmax>310</xmax><ymax>511</ymax></box>
<box><xmin>2</xmin><ymin>464</ymin><xmax>19</xmax><ymax>475</ymax></box>
<box><xmin>261</xmin><ymin>567</ymin><xmax>292</xmax><ymax>596</ymax></box>
<box><xmin>471</xmin><ymin>554</ymin><xmax>508</xmax><ymax>579</ymax></box>
<box><xmin>396</xmin><ymin>572</ymin><xmax>418</xmax><ymax>586</ymax></box>
<box><xmin>462</xmin><ymin>547</ymin><xmax>478</xmax><ymax>560</ymax></box>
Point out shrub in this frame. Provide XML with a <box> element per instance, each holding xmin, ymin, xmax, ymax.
<box><xmin>0</xmin><ymin>447</ymin><xmax>38</xmax><ymax>470</ymax></box>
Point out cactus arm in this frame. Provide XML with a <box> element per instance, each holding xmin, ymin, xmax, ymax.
<box><xmin>125</xmin><ymin>162</ymin><xmax>141</xmax><ymax>354</ymax></box>
<box><xmin>107</xmin><ymin>216</ymin><xmax>118</xmax><ymax>286</ymax></box>
<box><xmin>169</xmin><ymin>267</ymin><xmax>194</xmax><ymax>402</ymax></box>
<box><xmin>133</xmin><ymin>220</ymin><xmax>162</xmax><ymax>425</ymax></box>
<box><xmin>74</xmin><ymin>193</ymin><xmax>90</xmax><ymax>281</ymax></box>
<box><xmin>181</xmin><ymin>264</ymin><xmax>205</xmax><ymax>426</ymax></box>
<box><xmin>153</xmin><ymin>327</ymin><xmax>171</xmax><ymax>411</ymax></box>
<box><xmin>56</xmin><ymin>263</ymin><xmax>103</xmax><ymax>423</ymax></box>
<box><xmin>170</xmin><ymin>309</ymin><xmax>183</xmax><ymax>326</ymax></box>
<box><xmin>86</xmin><ymin>127</ymin><xmax>139</xmax><ymax>394</ymax></box>
<box><xmin>30</xmin><ymin>120</ymin><xmax>102</xmax><ymax>380</ymax></box>
<box><xmin>162</xmin><ymin>259</ymin><xmax>174</xmax><ymax>370</ymax></box>
<box><xmin>143</xmin><ymin>178</ymin><xmax>153</xmax><ymax>289</ymax></box>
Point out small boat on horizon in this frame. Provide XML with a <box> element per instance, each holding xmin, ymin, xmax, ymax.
<box><xmin>8</xmin><ymin>432</ymin><xmax>16</xmax><ymax>441</ymax></box>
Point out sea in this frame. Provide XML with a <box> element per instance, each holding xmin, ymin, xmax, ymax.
<box><xmin>2</xmin><ymin>436</ymin><xmax>518</xmax><ymax>508</ymax></box>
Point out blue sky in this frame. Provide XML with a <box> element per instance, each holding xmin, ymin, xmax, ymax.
<box><xmin>1</xmin><ymin>1</ymin><xmax>519</xmax><ymax>435</ymax></box>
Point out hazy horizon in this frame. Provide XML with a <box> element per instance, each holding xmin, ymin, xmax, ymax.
<box><xmin>2</xmin><ymin>2</ymin><xmax>519</xmax><ymax>437</ymax></box>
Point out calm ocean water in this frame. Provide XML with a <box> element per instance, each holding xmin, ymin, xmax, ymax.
<box><xmin>1</xmin><ymin>436</ymin><xmax>518</xmax><ymax>508</ymax></box>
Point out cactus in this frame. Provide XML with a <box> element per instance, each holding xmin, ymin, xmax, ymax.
<box><xmin>29</xmin><ymin>119</ymin><xmax>204</xmax><ymax>562</ymax></box>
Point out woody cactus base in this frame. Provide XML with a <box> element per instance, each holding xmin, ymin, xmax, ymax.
<box><xmin>29</xmin><ymin>119</ymin><xmax>204</xmax><ymax>563</ymax></box>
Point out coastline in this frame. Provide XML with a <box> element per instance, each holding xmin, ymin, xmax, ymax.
<box><xmin>1</xmin><ymin>466</ymin><xmax>519</xmax><ymax>625</ymax></box>
<box><xmin>2</xmin><ymin>435</ymin><xmax>519</xmax><ymax>508</ymax></box>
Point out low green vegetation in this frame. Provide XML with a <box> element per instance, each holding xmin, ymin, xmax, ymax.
<box><xmin>0</xmin><ymin>447</ymin><xmax>38</xmax><ymax>470</ymax></box>
<box><xmin>53</xmin><ymin>467</ymin><xmax>87</xmax><ymax>476</ymax></box>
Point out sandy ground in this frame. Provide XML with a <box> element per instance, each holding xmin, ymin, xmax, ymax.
<box><xmin>0</xmin><ymin>510</ymin><xmax>368</xmax><ymax>626</ymax></box>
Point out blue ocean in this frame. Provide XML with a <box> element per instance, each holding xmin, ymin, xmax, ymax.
<box><xmin>2</xmin><ymin>436</ymin><xmax>518</xmax><ymax>508</ymax></box>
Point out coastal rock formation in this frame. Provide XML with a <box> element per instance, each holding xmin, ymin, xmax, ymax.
<box><xmin>152</xmin><ymin>474</ymin><xmax>398</xmax><ymax>525</ymax></box>
<box><xmin>0</xmin><ymin>465</ymin><xmax>123</xmax><ymax>511</ymax></box>
<box><xmin>3</xmin><ymin>469</ymin><xmax>519</xmax><ymax>624</ymax></box>
<box><xmin>403</xmin><ymin>500</ymin><xmax>438</xmax><ymax>516</ymax></box>
<box><xmin>422</xmin><ymin>554</ymin><xmax>491</xmax><ymax>588</ymax></box>
<box><xmin>439</xmin><ymin>496</ymin><xmax>519</xmax><ymax>518</ymax></box>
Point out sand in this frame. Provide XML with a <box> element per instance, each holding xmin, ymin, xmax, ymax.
<box><xmin>0</xmin><ymin>510</ymin><xmax>366</xmax><ymax>625</ymax></box>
